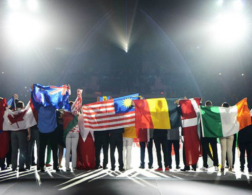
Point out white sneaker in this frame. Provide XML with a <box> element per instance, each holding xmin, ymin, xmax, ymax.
<box><xmin>215</xmin><ymin>166</ymin><xmax>219</xmax><ymax>172</ymax></box>
<box><xmin>201</xmin><ymin>167</ymin><xmax>208</xmax><ymax>171</ymax></box>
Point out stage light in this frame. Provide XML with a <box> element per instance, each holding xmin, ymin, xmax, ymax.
<box><xmin>125</xmin><ymin>43</ymin><xmax>128</xmax><ymax>53</ymax></box>
<box><xmin>8</xmin><ymin>0</ymin><xmax>21</xmax><ymax>9</ymax></box>
<box><xmin>27</xmin><ymin>0</ymin><xmax>38</xmax><ymax>11</ymax></box>
<box><xmin>5</xmin><ymin>13</ymin><xmax>47</xmax><ymax>48</ymax></box>
<box><xmin>210</xmin><ymin>12</ymin><xmax>248</xmax><ymax>46</ymax></box>
<box><xmin>219</xmin><ymin>73</ymin><xmax>222</xmax><ymax>75</ymax></box>
<box><xmin>217</xmin><ymin>0</ymin><xmax>224</xmax><ymax>6</ymax></box>
<box><xmin>242</xmin><ymin>73</ymin><xmax>244</xmax><ymax>76</ymax></box>
<box><xmin>233</xmin><ymin>0</ymin><xmax>243</xmax><ymax>10</ymax></box>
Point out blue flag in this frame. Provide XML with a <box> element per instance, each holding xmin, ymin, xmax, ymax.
<box><xmin>7</xmin><ymin>97</ymin><xmax>16</xmax><ymax>110</ymax></box>
<box><xmin>99</xmin><ymin>96</ymin><xmax>111</xmax><ymax>102</ymax></box>
<box><xmin>31</xmin><ymin>83</ymin><xmax>71</xmax><ymax>111</ymax></box>
<box><xmin>114</xmin><ymin>94</ymin><xmax>139</xmax><ymax>114</ymax></box>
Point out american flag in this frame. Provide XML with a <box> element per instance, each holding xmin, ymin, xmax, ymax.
<box><xmin>83</xmin><ymin>94</ymin><xmax>139</xmax><ymax>131</ymax></box>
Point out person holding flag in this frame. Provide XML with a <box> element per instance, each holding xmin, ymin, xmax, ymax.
<box><xmin>31</xmin><ymin>83</ymin><xmax>71</xmax><ymax>172</ymax></box>
<box><xmin>94</xmin><ymin>96</ymin><xmax>111</xmax><ymax>170</ymax></box>
<box><xmin>201</xmin><ymin>100</ymin><xmax>219</xmax><ymax>172</ymax></box>
<box><xmin>11</xmin><ymin>101</ymin><xmax>31</xmax><ymax>171</ymax></box>
<box><xmin>63</xmin><ymin>89</ymin><xmax>82</xmax><ymax>171</ymax></box>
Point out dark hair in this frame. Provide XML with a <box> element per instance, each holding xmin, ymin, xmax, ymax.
<box><xmin>205</xmin><ymin>100</ymin><xmax>212</xmax><ymax>106</ymax></box>
<box><xmin>222</xmin><ymin>102</ymin><xmax>229</xmax><ymax>107</ymax></box>
<box><xmin>16</xmin><ymin>101</ymin><xmax>24</xmax><ymax>109</ymax></box>
<box><xmin>69</xmin><ymin>101</ymin><xmax>74</xmax><ymax>107</ymax></box>
<box><xmin>0</xmin><ymin>97</ymin><xmax>3</xmax><ymax>100</ymax></box>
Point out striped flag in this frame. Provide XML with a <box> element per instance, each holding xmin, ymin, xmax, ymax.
<box><xmin>134</xmin><ymin>98</ymin><xmax>182</xmax><ymax>129</ymax></box>
<box><xmin>83</xmin><ymin>94</ymin><xmax>139</xmax><ymax>131</ymax></box>
<box><xmin>201</xmin><ymin>98</ymin><xmax>251</xmax><ymax>138</ymax></box>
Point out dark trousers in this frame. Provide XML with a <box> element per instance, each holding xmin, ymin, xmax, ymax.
<box><xmin>227</xmin><ymin>134</ymin><xmax>236</xmax><ymax>167</ymax></box>
<box><xmin>167</xmin><ymin>140</ymin><xmax>180</xmax><ymax>167</ymax></box>
<box><xmin>95</xmin><ymin>134</ymin><xmax>109</xmax><ymax>168</ymax></box>
<box><xmin>239</xmin><ymin>141</ymin><xmax>252</xmax><ymax>169</ymax></box>
<box><xmin>154</xmin><ymin>136</ymin><xmax>168</xmax><ymax>168</ymax></box>
<box><xmin>39</xmin><ymin>130</ymin><xmax>58</xmax><ymax>169</ymax></box>
<box><xmin>202</xmin><ymin>139</ymin><xmax>218</xmax><ymax>167</ymax></box>
<box><xmin>110</xmin><ymin>134</ymin><xmax>123</xmax><ymax>169</ymax></box>
<box><xmin>0</xmin><ymin>158</ymin><xmax>5</xmax><ymax>169</ymax></box>
<box><xmin>11</xmin><ymin>131</ymin><xmax>28</xmax><ymax>170</ymax></box>
<box><xmin>6</xmin><ymin>140</ymin><xmax>12</xmax><ymax>167</ymax></box>
<box><xmin>140</xmin><ymin>138</ymin><xmax>153</xmax><ymax>168</ymax></box>
<box><xmin>27</xmin><ymin>128</ymin><xmax>40</xmax><ymax>169</ymax></box>
<box><xmin>183</xmin><ymin>144</ymin><xmax>196</xmax><ymax>170</ymax></box>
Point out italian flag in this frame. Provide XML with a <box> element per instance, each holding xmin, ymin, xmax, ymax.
<box><xmin>201</xmin><ymin>98</ymin><xmax>251</xmax><ymax>138</ymax></box>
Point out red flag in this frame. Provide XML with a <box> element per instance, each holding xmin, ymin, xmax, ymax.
<box><xmin>0</xmin><ymin>131</ymin><xmax>10</xmax><ymax>159</ymax></box>
<box><xmin>0</xmin><ymin>99</ymin><xmax>7</xmax><ymax>130</ymax></box>
<box><xmin>76</xmin><ymin>132</ymin><xmax>96</xmax><ymax>170</ymax></box>
<box><xmin>0</xmin><ymin>99</ymin><xmax>9</xmax><ymax>159</ymax></box>
<box><xmin>179</xmin><ymin>98</ymin><xmax>201</xmax><ymax>166</ymax></box>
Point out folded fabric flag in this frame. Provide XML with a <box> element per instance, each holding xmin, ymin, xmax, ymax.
<box><xmin>77</xmin><ymin>132</ymin><xmax>96</xmax><ymax>170</ymax></box>
<box><xmin>0</xmin><ymin>99</ymin><xmax>37</xmax><ymax>131</ymax></box>
<box><xmin>62</xmin><ymin>112</ymin><xmax>78</xmax><ymax>142</ymax></box>
<box><xmin>62</xmin><ymin>89</ymin><xmax>83</xmax><ymax>141</ymax></box>
<box><xmin>71</xmin><ymin>89</ymin><xmax>83</xmax><ymax>114</ymax></box>
<box><xmin>179</xmin><ymin>98</ymin><xmax>201</xmax><ymax>166</ymax></box>
<box><xmin>31</xmin><ymin>83</ymin><xmax>71</xmax><ymax>111</ymax></box>
<box><xmin>77</xmin><ymin>114</ymin><xmax>95</xmax><ymax>170</ymax></box>
<box><xmin>0</xmin><ymin>131</ymin><xmax>10</xmax><ymax>159</ymax></box>
<box><xmin>7</xmin><ymin>97</ymin><xmax>17</xmax><ymax>110</ymax></box>
<box><xmin>83</xmin><ymin>94</ymin><xmax>139</xmax><ymax>131</ymax></box>
<box><xmin>201</xmin><ymin>98</ymin><xmax>251</xmax><ymax>138</ymax></box>
<box><xmin>134</xmin><ymin>98</ymin><xmax>181</xmax><ymax>129</ymax></box>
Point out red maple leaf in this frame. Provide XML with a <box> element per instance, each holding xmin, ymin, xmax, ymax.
<box><xmin>8</xmin><ymin>110</ymin><xmax>27</xmax><ymax>128</ymax></box>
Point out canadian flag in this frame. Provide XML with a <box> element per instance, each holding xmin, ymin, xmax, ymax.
<box><xmin>0</xmin><ymin>99</ymin><xmax>37</xmax><ymax>131</ymax></box>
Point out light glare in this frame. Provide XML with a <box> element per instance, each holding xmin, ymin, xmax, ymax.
<box><xmin>5</xmin><ymin>13</ymin><xmax>46</xmax><ymax>48</ymax></box>
<box><xmin>8</xmin><ymin>0</ymin><xmax>21</xmax><ymax>9</ymax></box>
<box><xmin>217</xmin><ymin>0</ymin><xmax>224</xmax><ymax>6</ymax></box>
<box><xmin>211</xmin><ymin>13</ymin><xmax>248</xmax><ymax>46</ymax></box>
<box><xmin>27</xmin><ymin>0</ymin><xmax>38</xmax><ymax>11</ymax></box>
<box><xmin>233</xmin><ymin>0</ymin><xmax>243</xmax><ymax>10</ymax></box>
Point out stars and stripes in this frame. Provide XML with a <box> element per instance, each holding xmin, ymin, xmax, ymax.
<box><xmin>83</xmin><ymin>94</ymin><xmax>139</xmax><ymax>131</ymax></box>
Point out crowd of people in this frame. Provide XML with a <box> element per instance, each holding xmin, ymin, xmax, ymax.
<box><xmin>0</xmin><ymin>93</ymin><xmax>251</xmax><ymax>175</ymax></box>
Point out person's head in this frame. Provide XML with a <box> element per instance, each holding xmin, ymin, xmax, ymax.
<box><xmin>16</xmin><ymin>101</ymin><xmax>24</xmax><ymax>110</ymax></box>
<box><xmin>69</xmin><ymin>101</ymin><xmax>74</xmax><ymax>107</ymax></box>
<box><xmin>221</xmin><ymin>102</ymin><xmax>229</xmax><ymax>108</ymax></box>
<box><xmin>205</xmin><ymin>100</ymin><xmax>212</xmax><ymax>107</ymax></box>
<box><xmin>0</xmin><ymin>97</ymin><xmax>3</xmax><ymax>101</ymax></box>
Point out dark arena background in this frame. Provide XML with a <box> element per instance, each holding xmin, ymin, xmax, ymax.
<box><xmin>0</xmin><ymin>0</ymin><xmax>252</xmax><ymax>195</ymax></box>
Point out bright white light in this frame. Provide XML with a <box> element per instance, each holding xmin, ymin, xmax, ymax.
<box><xmin>27</xmin><ymin>0</ymin><xmax>38</xmax><ymax>11</ymax></box>
<box><xmin>125</xmin><ymin>43</ymin><xmax>128</xmax><ymax>53</ymax></box>
<box><xmin>211</xmin><ymin>12</ymin><xmax>248</xmax><ymax>46</ymax></box>
<box><xmin>233</xmin><ymin>0</ymin><xmax>243</xmax><ymax>10</ymax></box>
<box><xmin>217</xmin><ymin>0</ymin><xmax>224</xmax><ymax>6</ymax></box>
<box><xmin>219</xmin><ymin>73</ymin><xmax>222</xmax><ymax>75</ymax></box>
<box><xmin>5</xmin><ymin>13</ymin><xmax>47</xmax><ymax>48</ymax></box>
<box><xmin>242</xmin><ymin>73</ymin><xmax>244</xmax><ymax>76</ymax></box>
<box><xmin>8</xmin><ymin>0</ymin><xmax>21</xmax><ymax>9</ymax></box>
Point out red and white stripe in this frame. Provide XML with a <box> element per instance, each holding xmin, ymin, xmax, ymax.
<box><xmin>83</xmin><ymin>100</ymin><xmax>135</xmax><ymax>131</ymax></box>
